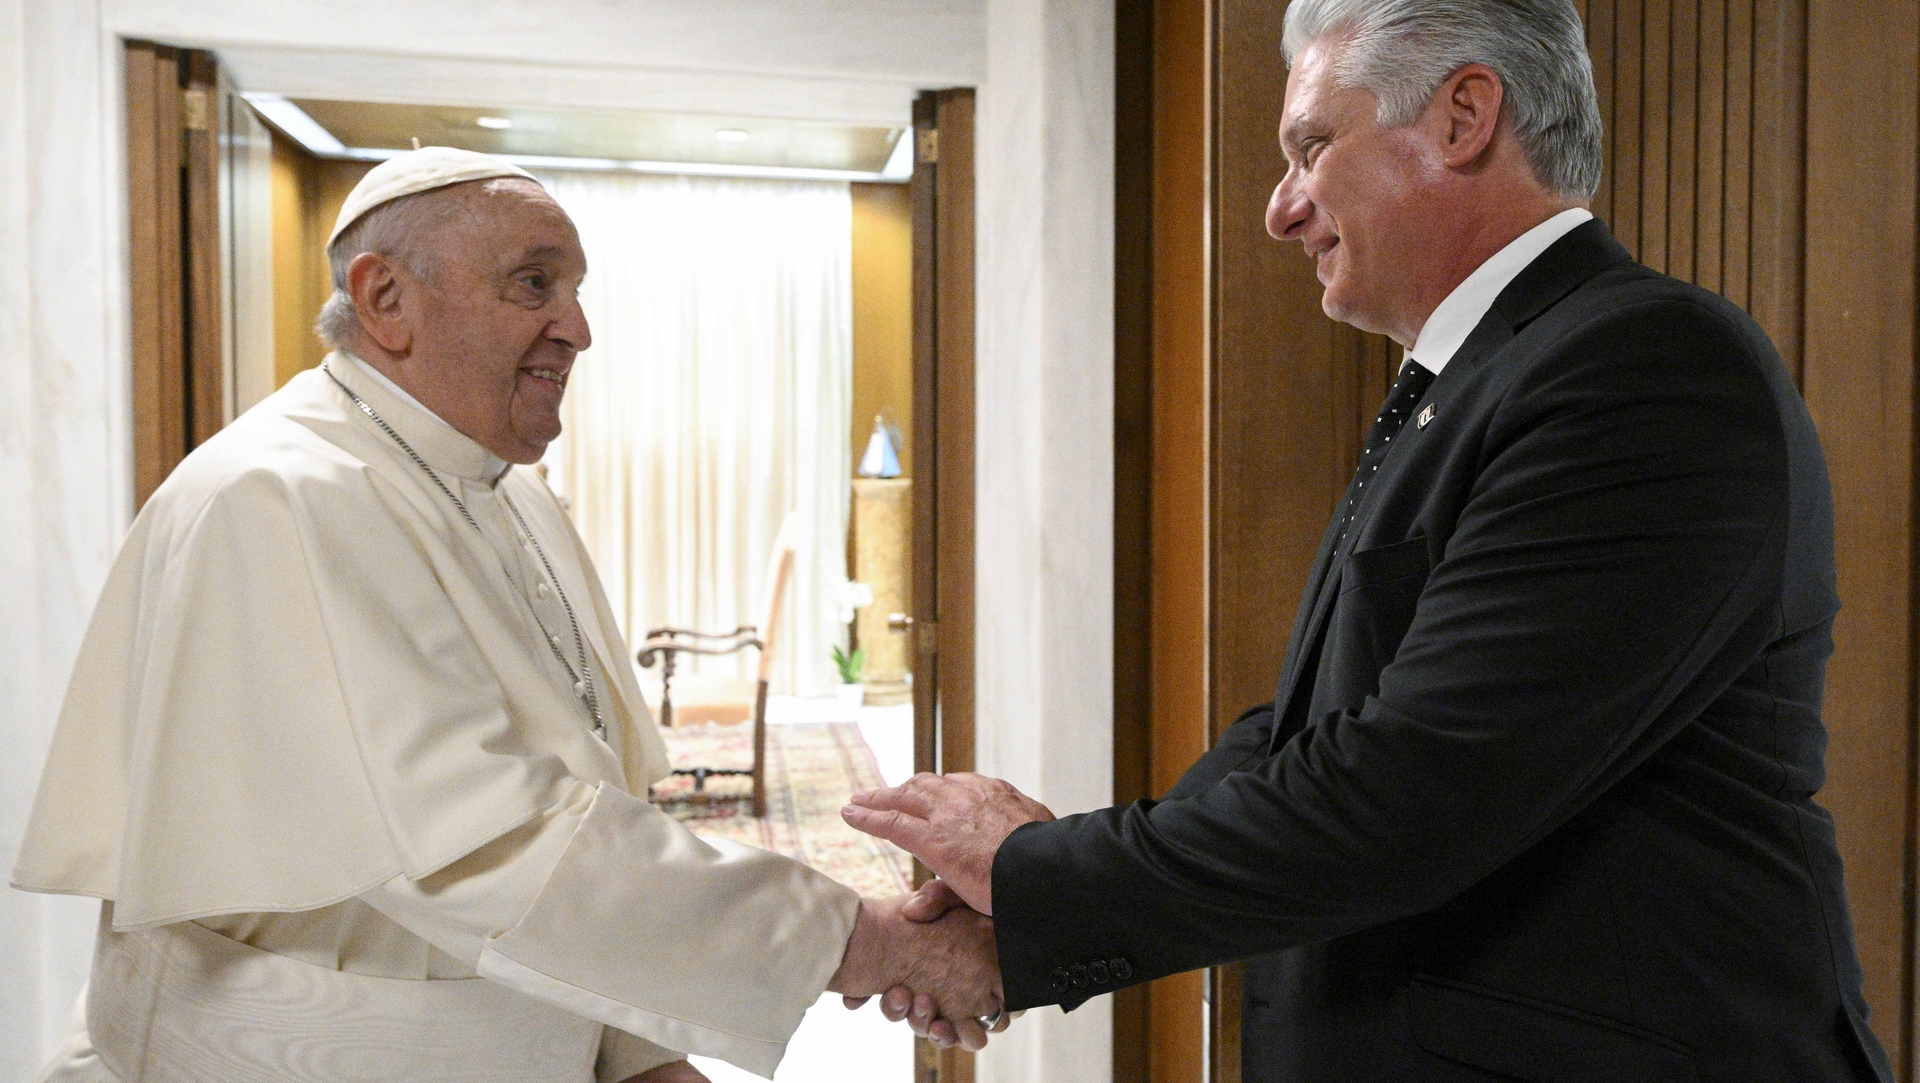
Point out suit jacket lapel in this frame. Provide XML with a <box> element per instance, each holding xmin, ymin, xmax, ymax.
<box><xmin>1274</xmin><ymin>512</ymin><xmax>1349</xmax><ymax>710</ymax></box>
<box><xmin>1267</xmin><ymin>219</ymin><xmax>1635</xmax><ymax>734</ymax></box>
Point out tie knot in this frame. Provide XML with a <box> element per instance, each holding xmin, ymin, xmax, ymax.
<box><xmin>1377</xmin><ymin>360</ymin><xmax>1434</xmax><ymax>423</ymax></box>
<box><xmin>1393</xmin><ymin>358</ymin><xmax>1434</xmax><ymax>397</ymax></box>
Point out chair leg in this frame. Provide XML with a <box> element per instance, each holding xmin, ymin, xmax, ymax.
<box><xmin>752</xmin><ymin>681</ymin><xmax>769</xmax><ymax>819</ymax></box>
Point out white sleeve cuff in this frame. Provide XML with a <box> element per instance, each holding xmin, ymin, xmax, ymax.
<box><xmin>478</xmin><ymin>782</ymin><xmax>860</xmax><ymax>1079</ymax></box>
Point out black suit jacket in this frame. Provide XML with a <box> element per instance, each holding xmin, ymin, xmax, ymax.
<box><xmin>992</xmin><ymin>222</ymin><xmax>1893</xmax><ymax>1082</ymax></box>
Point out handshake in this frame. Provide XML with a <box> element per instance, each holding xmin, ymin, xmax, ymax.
<box><xmin>823</xmin><ymin>772</ymin><xmax>1058</xmax><ymax>1051</ymax></box>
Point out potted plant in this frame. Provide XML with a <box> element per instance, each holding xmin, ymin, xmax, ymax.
<box><xmin>830</xmin><ymin>645</ymin><xmax>866</xmax><ymax>711</ymax></box>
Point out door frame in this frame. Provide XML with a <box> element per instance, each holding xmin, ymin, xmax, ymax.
<box><xmin>909</xmin><ymin>85</ymin><xmax>979</xmax><ymax>1083</ymax></box>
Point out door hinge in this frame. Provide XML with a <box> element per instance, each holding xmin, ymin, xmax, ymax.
<box><xmin>916</xmin><ymin>126</ymin><xmax>939</xmax><ymax>164</ymax></box>
<box><xmin>181</xmin><ymin>88</ymin><xmax>211</xmax><ymax>132</ymax></box>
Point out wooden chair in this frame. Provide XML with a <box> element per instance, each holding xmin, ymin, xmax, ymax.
<box><xmin>637</xmin><ymin>516</ymin><xmax>800</xmax><ymax>818</ymax></box>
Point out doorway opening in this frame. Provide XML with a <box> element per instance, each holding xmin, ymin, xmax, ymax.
<box><xmin>127</xmin><ymin>40</ymin><xmax>976</xmax><ymax>1083</ymax></box>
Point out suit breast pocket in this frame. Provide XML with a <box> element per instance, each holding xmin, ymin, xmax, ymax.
<box><xmin>1323</xmin><ymin>536</ymin><xmax>1432</xmax><ymax>705</ymax></box>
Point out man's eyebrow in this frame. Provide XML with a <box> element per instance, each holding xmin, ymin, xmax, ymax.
<box><xmin>1279</xmin><ymin>117</ymin><xmax>1322</xmax><ymax>156</ymax></box>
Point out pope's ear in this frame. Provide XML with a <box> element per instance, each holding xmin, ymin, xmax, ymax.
<box><xmin>347</xmin><ymin>251</ymin><xmax>412</xmax><ymax>354</ymax></box>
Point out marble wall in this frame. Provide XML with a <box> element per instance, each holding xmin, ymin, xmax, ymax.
<box><xmin>1</xmin><ymin>0</ymin><xmax>135</xmax><ymax>1073</ymax></box>
<box><xmin>972</xmin><ymin>0</ymin><xmax>1116</xmax><ymax>1081</ymax></box>
<box><xmin>0</xmin><ymin>0</ymin><xmax>1117</xmax><ymax>1078</ymax></box>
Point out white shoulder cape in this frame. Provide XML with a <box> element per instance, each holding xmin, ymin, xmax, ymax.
<box><xmin>13</xmin><ymin>367</ymin><xmax>672</xmax><ymax>929</ymax></box>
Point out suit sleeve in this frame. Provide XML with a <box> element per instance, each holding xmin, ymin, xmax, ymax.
<box><xmin>992</xmin><ymin>298</ymin><xmax>1799</xmax><ymax>1010</ymax></box>
<box><xmin>1160</xmin><ymin>703</ymin><xmax>1277</xmax><ymax>802</ymax></box>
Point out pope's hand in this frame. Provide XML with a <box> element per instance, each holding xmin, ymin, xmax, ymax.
<box><xmin>842</xmin><ymin>882</ymin><xmax>1019</xmax><ymax>1048</ymax></box>
<box><xmin>841</xmin><ymin>773</ymin><xmax>1056</xmax><ymax>915</ymax></box>
<box><xmin>827</xmin><ymin>893</ymin><xmax>1003</xmax><ymax>1051</ymax></box>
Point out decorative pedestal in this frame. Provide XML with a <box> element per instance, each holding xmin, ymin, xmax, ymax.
<box><xmin>852</xmin><ymin>477</ymin><xmax>912</xmax><ymax>706</ymax></box>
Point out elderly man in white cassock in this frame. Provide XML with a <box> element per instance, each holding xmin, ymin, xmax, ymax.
<box><xmin>13</xmin><ymin>148</ymin><xmax>1003</xmax><ymax>1083</ymax></box>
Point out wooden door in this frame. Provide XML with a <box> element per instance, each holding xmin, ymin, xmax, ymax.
<box><xmin>908</xmin><ymin>86</ymin><xmax>978</xmax><ymax>1083</ymax></box>
<box><xmin>127</xmin><ymin>41</ymin><xmax>273</xmax><ymax>507</ymax></box>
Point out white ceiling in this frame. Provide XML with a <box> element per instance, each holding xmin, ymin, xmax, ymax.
<box><xmin>107</xmin><ymin>0</ymin><xmax>985</xmax><ymax>127</ymax></box>
<box><xmin>283</xmin><ymin>98</ymin><xmax>906</xmax><ymax>174</ymax></box>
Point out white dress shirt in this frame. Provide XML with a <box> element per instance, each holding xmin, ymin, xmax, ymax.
<box><xmin>1408</xmin><ymin>207</ymin><xmax>1594</xmax><ymax>375</ymax></box>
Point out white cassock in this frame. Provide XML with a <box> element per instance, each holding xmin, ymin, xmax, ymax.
<box><xmin>13</xmin><ymin>352</ymin><xmax>859</xmax><ymax>1083</ymax></box>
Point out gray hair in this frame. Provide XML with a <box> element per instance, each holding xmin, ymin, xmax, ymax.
<box><xmin>313</xmin><ymin>186</ymin><xmax>462</xmax><ymax>350</ymax></box>
<box><xmin>1282</xmin><ymin>0</ymin><xmax>1603</xmax><ymax>201</ymax></box>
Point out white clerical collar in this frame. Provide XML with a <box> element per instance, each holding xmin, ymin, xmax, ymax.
<box><xmin>336</xmin><ymin>351</ymin><xmax>511</xmax><ymax>484</ymax></box>
<box><xmin>1407</xmin><ymin>207</ymin><xmax>1594</xmax><ymax>375</ymax></box>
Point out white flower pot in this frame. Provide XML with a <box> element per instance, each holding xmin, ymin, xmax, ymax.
<box><xmin>834</xmin><ymin>683</ymin><xmax>865</xmax><ymax>711</ymax></box>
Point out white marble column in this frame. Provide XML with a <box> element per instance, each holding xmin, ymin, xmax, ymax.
<box><xmin>973</xmin><ymin>0</ymin><xmax>1115</xmax><ymax>1080</ymax></box>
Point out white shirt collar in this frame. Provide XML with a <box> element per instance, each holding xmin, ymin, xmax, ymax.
<box><xmin>340</xmin><ymin>351</ymin><xmax>511</xmax><ymax>483</ymax></box>
<box><xmin>1407</xmin><ymin>207</ymin><xmax>1594</xmax><ymax>375</ymax></box>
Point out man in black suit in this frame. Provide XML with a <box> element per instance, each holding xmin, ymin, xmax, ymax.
<box><xmin>844</xmin><ymin>1</ymin><xmax>1894</xmax><ymax>1079</ymax></box>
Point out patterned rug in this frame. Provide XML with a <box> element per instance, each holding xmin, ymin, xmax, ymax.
<box><xmin>649</xmin><ymin>721</ymin><xmax>913</xmax><ymax>898</ymax></box>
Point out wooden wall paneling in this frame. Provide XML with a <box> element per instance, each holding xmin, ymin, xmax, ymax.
<box><xmin>126</xmin><ymin>41</ymin><xmax>186</xmax><ymax>510</ymax></box>
<box><xmin>1800</xmin><ymin>0</ymin><xmax>1918</xmax><ymax>1072</ymax></box>
<box><xmin>1747</xmin><ymin>0</ymin><xmax>1806</xmax><ymax>380</ymax></box>
<box><xmin>1211</xmin><ymin>0</ymin><xmax>1307</xmax><ymax>1072</ymax></box>
<box><xmin>1206</xmin><ymin>0</ymin><xmax>1386</xmax><ymax>1075</ymax></box>
<box><xmin>1113</xmin><ymin>0</ymin><xmax>1154</xmax><ymax>1071</ymax></box>
<box><xmin>1640</xmin><ymin>0</ymin><xmax>1672</xmax><ymax>271</ymax></box>
<box><xmin>1209</xmin><ymin>0</ymin><xmax>1336</xmax><ymax>739</ymax></box>
<box><xmin>1722</xmin><ymin>0</ymin><xmax>1753</xmax><ymax>309</ymax></box>
<box><xmin>1666</xmin><ymin>0</ymin><xmax>1698</xmax><ymax>284</ymax></box>
<box><xmin>182</xmin><ymin>50</ymin><xmax>224</xmax><ymax>448</ymax></box>
<box><xmin>1587</xmin><ymin>0</ymin><xmax>1618</xmax><ymax>225</ymax></box>
<box><xmin>1148</xmin><ymin>0</ymin><xmax>1212</xmax><ymax>1080</ymax></box>
<box><xmin>1694</xmin><ymin>0</ymin><xmax>1727</xmax><ymax>295</ymax></box>
<box><xmin>1611</xmin><ymin>0</ymin><xmax>1645</xmax><ymax>254</ymax></box>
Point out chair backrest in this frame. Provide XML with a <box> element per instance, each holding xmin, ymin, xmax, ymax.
<box><xmin>754</xmin><ymin>512</ymin><xmax>803</xmax><ymax>683</ymax></box>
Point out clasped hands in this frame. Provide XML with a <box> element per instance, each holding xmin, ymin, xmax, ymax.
<box><xmin>826</xmin><ymin>772</ymin><xmax>1056</xmax><ymax>1050</ymax></box>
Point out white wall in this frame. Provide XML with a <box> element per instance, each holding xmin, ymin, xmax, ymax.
<box><xmin>1</xmin><ymin>0</ymin><xmax>133</xmax><ymax>1075</ymax></box>
<box><xmin>971</xmin><ymin>0</ymin><xmax>1115</xmax><ymax>1081</ymax></box>
<box><xmin>0</xmin><ymin>0</ymin><xmax>1116</xmax><ymax>1079</ymax></box>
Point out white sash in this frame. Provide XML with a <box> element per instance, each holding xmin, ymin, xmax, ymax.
<box><xmin>85</xmin><ymin>918</ymin><xmax>600</xmax><ymax>1083</ymax></box>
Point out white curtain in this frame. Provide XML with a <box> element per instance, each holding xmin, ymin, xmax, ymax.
<box><xmin>534</xmin><ymin>170</ymin><xmax>853</xmax><ymax>697</ymax></box>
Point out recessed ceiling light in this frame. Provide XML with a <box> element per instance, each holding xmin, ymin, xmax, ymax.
<box><xmin>475</xmin><ymin>116</ymin><xmax>513</xmax><ymax>130</ymax></box>
<box><xmin>714</xmin><ymin>128</ymin><xmax>751</xmax><ymax>143</ymax></box>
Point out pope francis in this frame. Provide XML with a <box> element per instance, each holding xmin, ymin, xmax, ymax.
<box><xmin>13</xmin><ymin>148</ymin><xmax>1000</xmax><ymax>1083</ymax></box>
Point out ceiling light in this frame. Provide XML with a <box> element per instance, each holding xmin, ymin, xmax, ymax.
<box><xmin>240</xmin><ymin>93</ymin><xmax>347</xmax><ymax>156</ymax></box>
<box><xmin>475</xmin><ymin>116</ymin><xmax>513</xmax><ymax>130</ymax></box>
<box><xmin>880</xmin><ymin>128</ymin><xmax>914</xmax><ymax>181</ymax></box>
<box><xmin>714</xmin><ymin>128</ymin><xmax>751</xmax><ymax>143</ymax></box>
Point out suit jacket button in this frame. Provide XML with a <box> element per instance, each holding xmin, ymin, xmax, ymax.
<box><xmin>1111</xmin><ymin>957</ymin><xmax>1133</xmax><ymax>981</ymax></box>
<box><xmin>1051</xmin><ymin>968</ymin><xmax>1071</xmax><ymax>993</ymax></box>
<box><xmin>1069</xmin><ymin>963</ymin><xmax>1090</xmax><ymax>989</ymax></box>
<box><xmin>1089</xmin><ymin>960</ymin><xmax>1109</xmax><ymax>984</ymax></box>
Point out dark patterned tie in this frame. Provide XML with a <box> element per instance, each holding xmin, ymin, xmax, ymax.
<box><xmin>1336</xmin><ymin>359</ymin><xmax>1436</xmax><ymax>544</ymax></box>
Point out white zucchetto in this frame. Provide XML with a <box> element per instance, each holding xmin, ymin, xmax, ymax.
<box><xmin>328</xmin><ymin>145</ymin><xmax>539</xmax><ymax>247</ymax></box>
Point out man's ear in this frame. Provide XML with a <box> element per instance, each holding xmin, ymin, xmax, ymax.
<box><xmin>1438</xmin><ymin>63</ymin><xmax>1504</xmax><ymax>171</ymax></box>
<box><xmin>347</xmin><ymin>251</ymin><xmax>412</xmax><ymax>354</ymax></box>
